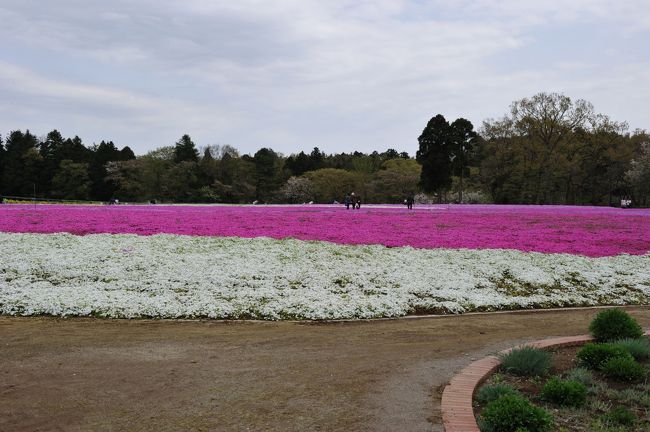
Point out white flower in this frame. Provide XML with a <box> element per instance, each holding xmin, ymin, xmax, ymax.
<box><xmin>1</xmin><ymin>233</ymin><xmax>648</xmax><ymax>320</ymax></box>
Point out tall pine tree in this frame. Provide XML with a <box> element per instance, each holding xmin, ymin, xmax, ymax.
<box><xmin>174</xmin><ymin>134</ymin><xmax>199</xmax><ymax>163</ymax></box>
<box><xmin>450</xmin><ymin>118</ymin><xmax>478</xmax><ymax>203</ymax></box>
<box><xmin>2</xmin><ymin>130</ymin><xmax>42</xmax><ymax>196</ymax></box>
<box><xmin>416</xmin><ymin>115</ymin><xmax>453</xmax><ymax>201</ymax></box>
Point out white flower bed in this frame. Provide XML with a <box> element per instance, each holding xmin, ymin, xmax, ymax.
<box><xmin>1</xmin><ymin>233</ymin><xmax>649</xmax><ymax>320</ymax></box>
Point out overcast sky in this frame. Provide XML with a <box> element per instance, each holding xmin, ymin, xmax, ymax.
<box><xmin>1</xmin><ymin>1</ymin><xmax>649</xmax><ymax>156</ymax></box>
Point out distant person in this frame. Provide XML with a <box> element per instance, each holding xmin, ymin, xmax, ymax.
<box><xmin>406</xmin><ymin>195</ymin><xmax>414</xmax><ymax>210</ymax></box>
<box><xmin>355</xmin><ymin>195</ymin><xmax>361</xmax><ymax>209</ymax></box>
<box><xmin>344</xmin><ymin>193</ymin><xmax>351</xmax><ymax>210</ymax></box>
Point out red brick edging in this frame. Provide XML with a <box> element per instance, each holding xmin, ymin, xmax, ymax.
<box><xmin>440</xmin><ymin>330</ymin><xmax>650</xmax><ymax>432</ymax></box>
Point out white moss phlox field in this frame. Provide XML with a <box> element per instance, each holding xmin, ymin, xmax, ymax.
<box><xmin>1</xmin><ymin>233</ymin><xmax>649</xmax><ymax>320</ymax></box>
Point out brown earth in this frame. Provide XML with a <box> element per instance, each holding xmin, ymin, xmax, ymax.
<box><xmin>1</xmin><ymin>306</ymin><xmax>650</xmax><ymax>432</ymax></box>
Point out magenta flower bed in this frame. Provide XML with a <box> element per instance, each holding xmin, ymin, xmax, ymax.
<box><xmin>1</xmin><ymin>204</ymin><xmax>649</xmax><ymax>257</ymax></box>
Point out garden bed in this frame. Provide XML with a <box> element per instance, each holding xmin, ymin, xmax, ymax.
<box><xmin>2</xmin><ymin>233</ymin><xmax>650</xmax><ymax>320</ymax></box>
<box><xmin>475</xmin><ymin>343</ymin><xmax>650</xmax><ymax>431</ymax></box>
<box><xmin>471</xmin><ymin>310</ymin><xmax>650</xmax><ymax>432</ymax></box>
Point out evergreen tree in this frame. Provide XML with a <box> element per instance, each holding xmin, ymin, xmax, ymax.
<box><xmin>52</xmin><ymin>160</ymin><xmax>91</xmax><ymax>199</ymax></box>
<box><xmin>39</xmin><ymin>130</ymin><xmax>64</xmax><ymax>160</ymax></box>
<box><xmin>120</xmin><ymin>146</ymin><xmax>136</xmax><ymax>160</ymax></box>
<box><xmin>253</xmin><ymin>148</ymin><xmax>280</xmax><ymax>202</ymax></box>
<box><xmin>416</xmin><ymin>115</ymin><xmax>453</xmax><ymax>200</ymax></box>
<box><xmin>39</xmin><ymin>130</ymin><xmax>66</xmax><ymax>195</ymax></box>
<box><xmin>2</xmin><ymin>130</ymin><xmax>42</xmax><ymax>196</ymax></box>
<box><xmin>174</xmin><ymin>134</ymin><xmax>199</xmax><ymax>163</ymax></box>
<box><xmin>309</xmin><ymin>147</ymin><xmax>324</xmax><ymax>171</ymax></box>
<box><xmin>89</xmin><ymin>141</ymin><xmax>123</xmax><ymax>200</ymax></box>
<box><xmin>199</xmin><ymin>147</ymin><xmax>218</xmax><ymax>187</ymax></box>
<box><xmin>381</xmin><ymin>148</ymin><xmax>400</xmax><ymax>160</ymax></box>
<box><xmin>285</xmin><ymin>151</ymin><xmax>311</xmax><ymax>176</ymax></box>
<box><xmin>0</xmin><ymin>134</ymin><xmax>4</xmax><ymax>194</ymax></box>
<box><xmin>450</xmin><ymin>118</ymin><xmax>478</xmax><ymax>203</ymax></box>
<box><xmin>218</xmin><ymin>152</ymin><xmax>235</xmax><ymax>185</ymax></box>
<box><xmin>55</xmin><ymin>136</ymin><xmax>90</xmax><ymax>163</ymax></box>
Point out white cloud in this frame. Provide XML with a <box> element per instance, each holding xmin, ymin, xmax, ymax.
<box><xmin>0</xmin><ymin>0</ymin><xmax>648</xmax><ymax>153</ymax></box>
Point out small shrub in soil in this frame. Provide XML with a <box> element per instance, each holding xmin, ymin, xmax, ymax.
<box><xmin>478</xmin><ymin>394</ymin><xmax>553</xmax><ymax>432</ymax></box>
<box><xmin>563</xmin><ymin>367</ymin><xmax>593</xmax><ymax>387</ymax></box>
<box><xmin>601</xmin><ymin>406</ymin><xmax>636</xmax><ymax>427</ymax></box>
<box><xmin>606</xmin><ymin>388</ymin><xmax>646</xmax><ymax>406</ymax></box>
<box><xmin>500</xmin><ymin>347</ymin><xmax>551</xmax><ymax>377</ymax></box>
<box><xmin>476</xmin><ymin>383</ymin><xmax>520</xmax><ymax>406</ymax></box>
<box><xmin>600</xmin><ymin>356</ymin><xmax>647</xmax><ymax>382</ymax></box>
<box><xmin>589</xmin><ymin>309</ymin><xmax>643</xmax><ymax>342</ymax></box>
<box><xmin>576</xmin><ymin>343</ymin><xmax>632</xmax><ymax>369</ymax></box>
<box><xmin>540</xmin><ymin>377</ymin><xmax>587</xmax><ymax>407</ymax></box>
<box><xmin>612</xmin><ymin>337</ymin><xmax>650</xmax><ymax>361</ymax></box>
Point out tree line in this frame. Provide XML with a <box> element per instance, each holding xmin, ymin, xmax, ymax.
<box><xmin>1</xmin><ymin>92</ymin><xmax>649</xmax><ymax>206</ymax></box>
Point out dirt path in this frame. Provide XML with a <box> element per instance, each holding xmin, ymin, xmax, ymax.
<box><xmin>2</xmin><ymin>307</ymin><xmax>650</xmax><ymax>432</ymax></box>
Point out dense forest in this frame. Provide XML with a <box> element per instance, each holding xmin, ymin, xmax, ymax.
<box><xmin>1</xmin><ymin>93</ymin><xmax>649</xmax><ymax>206</ymax></box>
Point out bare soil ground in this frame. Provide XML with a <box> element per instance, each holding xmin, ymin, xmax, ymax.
<box><xmin>1</xmin><ymin>306</ymin><xmax>650</xmax><ymax>432</ymax></box>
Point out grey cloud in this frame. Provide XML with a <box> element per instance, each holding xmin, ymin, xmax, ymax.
<box><xmin>0</xmin><ymin>0</ymin><xmax>648</xmax><ymax>154</ymax></box>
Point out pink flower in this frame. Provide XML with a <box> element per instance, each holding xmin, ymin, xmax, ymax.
<box><xmin>2</xmin><ymin>204</ymin><xmax>649</xmax><ymax>257</ymax></box>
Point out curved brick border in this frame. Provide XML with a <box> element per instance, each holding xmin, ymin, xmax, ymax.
<box><xmin>441</xmin><ymin>329</ymin><xmax>650</xmax><ymax>431</ymax></box>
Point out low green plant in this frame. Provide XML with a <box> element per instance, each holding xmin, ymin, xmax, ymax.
<box><xmin>476</xmin><ymin>383</ymin><xmax>520</xmax><ymax>406</ymax></box>
<box><xmin>563</xmin><ymin>367</ymin><xmax>593</xmax><ymax>387</ymax></box>
<box><xmin>500</xmin><ymin>347</ymin><xmax>551</xmax><ymax>377</ymax></box>
<box><xmin>636</xmin><ymin>392</ymin><xmax>650</xmax><ymax>409</ymax></box>
<box><xmin>608</xmin><ymin>388</ymin><xmax>641</xmax><ymax>405</ymax></box>
<box><xmin>576</xmin><ymin>343</ymin><xmax>632</xmax><ymax>369</ymax></box>
<box><xmin>540</xmin><ymin>377</ymin><xmax>587</xmax><ymax>407</ymax></box>
<box><xmin>588</xmin><ymin>419</ymin><xmax>628</xmax><ymax>432</ymax></box>
<box><xmin>589</xmin><ymin>309</ymin><xmax>643</xmax><ymax>342</ymax></box>
<box><xmin>601</xmin><ymin>356</ymin><xmax>646</xmax><ymax>382</ymax></box>
<box><xmin>611</xmin><ymin>337</ymin><xmax>650</xmax><ymax>361</ymax></box>
<box><xmin>478</xmin><ymin>394</ymin><xmax>553</xmax><ymax>432</ymax></box>
<box><xmin>490</xmin><ymin>372</ymin><xmax>504</xmax><ymax>384</ymax></box>
<box><xmin>601</xmin><ymin>406</ymin><xmax>636</xmax><ymax>427</ymax></box>
<box><xmin>588</xmin><ymin>398</ymin><xmax>611</xmax><ymax>413</ymax></box>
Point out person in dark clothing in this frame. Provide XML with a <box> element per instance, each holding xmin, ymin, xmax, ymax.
<box><xmin>355</xmin><ymin>195</ymin><xmax>361</xmax><ymax>209</ymax></box>
<box><xmin>344</xmin><ymin>193</ymin><xmax>351</xmax><ymax>209</ymax></box>
<box><xmin>406</xmin><ymin>195</ymin><xmax>414</xmax><ymax>210</ymax></box>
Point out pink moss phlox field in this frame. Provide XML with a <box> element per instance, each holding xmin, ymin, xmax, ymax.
<box><xmin>1</xmin><ymin>204</ymin><xmax>649</xmax><ymax>257</ymax></box>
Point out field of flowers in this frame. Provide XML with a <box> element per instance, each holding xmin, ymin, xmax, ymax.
<box><xmin>1</xmin><ymin>204</ymin><xmax>649</xmax><ymax>319</ymax></box>
<box><xmin>2</xmin><ymin>204</ymin><xmax>650</xmax><ymax>256</ymax></box>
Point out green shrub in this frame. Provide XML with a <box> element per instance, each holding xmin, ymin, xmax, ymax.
<box><xmin>563</xmin><ymin>367</ymin><xmax>593</xmax><ymax>387</ymax></box>
<box><xmin>601</xmin><ymin>356</ymin><xmax>647</xmax><ymax>382</ymax></box>
<box><xmin>589</xmin><ymin>309</ymin><xmax>643</xmax><ymax>342</ymax></box>
<box><xmin>611</xmin><ymin>337</ymin><xmax>650</xmax><ymax>361</ymax></box>
<box><xmin>500</xmin><ymin>347</ymin><xmax>551</xmax><ymax>377</ymax></box>
<box><xmin>601</xmin><ymin>406</ymin><xmax>636</xmax><ymax>426</ymax></box>
<box><xmin>588</xmin><ymin>419</ymin><xmax>629</xmax><ymax>432</ymax></box>
<box><xmin>540</xmin><ymin>377</ymin><xmax>587</xmax><ymax>407</ymax></box>
<box><xmin>604</xmin><ymin>387</ymin><xmax>644</xmax><ymax>405</ymax></box>
<box><xmin>577</xmin><ymin>343</ymin><xmax>632</xmax><ymax>369</ymax></box>
<box><xmin>478</xmin><ymin>394</ymin><xmax>553</xmax><ymax>432</ymax></box>
<box><xmin>476</xmin><ymin>383</ymin><xmax>520</xmax><ymax>406</ymax></box>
